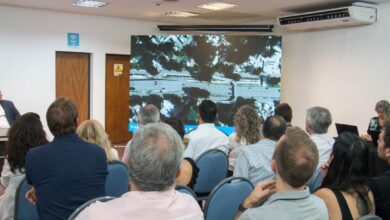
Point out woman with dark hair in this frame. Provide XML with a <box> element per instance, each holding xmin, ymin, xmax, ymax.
<box><xmin>0</xmin><ymin>112</ymin><xmax>48</xmax><ymax>219</ymax></box>
<box><xmin>163</xmin><ymin>117</ymin><xmax>199</xmax><ymax>189</ymax></box>
<box><xmin>315</xmin><ymin>132</ymin><xmax>375</xmax><ymax>220</ymax></box>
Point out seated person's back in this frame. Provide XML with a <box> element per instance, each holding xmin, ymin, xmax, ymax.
<box><xmin>25</xmin><ymin>98</ymin><xmax>107</xmax><ymax>220</ymax></box>
<box><xmin>233</xmin><ymin>116</ymin><xmax>286</xmax><ymax>185</ymax></box>
<box><xmin>75</xmin><ymin>123</ymin><xmax>203</xmax><ymax>220</ymax></box>
<box><xmin>183</xmin><ymin>100</ymin><xmax>228</xmax><ymax>160</ymax></box>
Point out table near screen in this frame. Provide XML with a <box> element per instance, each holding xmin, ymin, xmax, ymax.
<box><xmin>0</xmin><ymin>128</ymin><xmax>8</xmax><ymax>173</ymax></box>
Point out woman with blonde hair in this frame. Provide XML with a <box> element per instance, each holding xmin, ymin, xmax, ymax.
<box><xmin>77</xmin><ymin>120</ymin><xmax>119</xmax><ymax>162</ymax></box>
<box><xmin>227</xmin><ymin>105</ymin><xmax>262</xmax><ymax>171</ymax></box>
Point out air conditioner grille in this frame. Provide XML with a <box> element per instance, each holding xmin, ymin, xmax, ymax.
<box><xmin>279</xmin><ymin>8</ymin><xmax>350</xmax><ymax>25</ymax></box>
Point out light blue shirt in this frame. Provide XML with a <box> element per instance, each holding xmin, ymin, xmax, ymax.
<box><xmin>233</xmin><ymin>139</ymin><xmax>276</xmax><ymax>185</ymax></box>
<box><xmin>239</xmin><ymin>188</ymin><xmax>328</xmax><ymax>220</ymax></box>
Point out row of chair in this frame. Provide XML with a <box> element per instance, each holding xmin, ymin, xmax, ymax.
<box><xmin>195</xmin><ymin>176</ymin><xmax>253</xmax><ymax>220</ymax></box>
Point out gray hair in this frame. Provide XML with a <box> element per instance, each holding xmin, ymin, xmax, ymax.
<box><xmin>375</xmin><ymin>100</ymin><xmax>390</xmax><ymax>113</ymax></box>
<box><xmin>139</xmin><ymin>104</ymin><xmax>160</xmax><ymax>125</ymax></box>
<box><xmin>128</xmin><ymin>122</ymin><xmax>183</xmax><ymax>191</ymax></box>
<box><xmin>306</xmin><ymin>106</ymin><xmax>332</xmax><ymax>134</ymax></box>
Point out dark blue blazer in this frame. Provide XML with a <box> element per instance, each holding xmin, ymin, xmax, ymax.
<box><xmin>0</xmin><ymin>99</ymin><xmax>20</xmax><ymax>125</ymax></box>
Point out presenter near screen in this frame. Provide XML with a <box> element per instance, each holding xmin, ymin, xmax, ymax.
<box><xmin>0</xmin><ymin>90</ymin><xmax>21</xmax><ymax>128</ymax></box>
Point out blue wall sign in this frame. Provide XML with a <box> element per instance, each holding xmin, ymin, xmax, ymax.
<box><xmin>67</xmin><ymin>33</ymin><xmax>79</xmax><ymax>47</ymax></box>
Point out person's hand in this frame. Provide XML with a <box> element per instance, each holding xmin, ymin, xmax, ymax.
<box><xmin>320</xmin><ymin>155</ymin><xmax>333</xmax><ymax>177</ymax></box>
<box><xmin>320</xmin><ymin>162</ymin><xmax>329</xmax><ymax>177</ymax></box>
<box><xmin>242</xmin><ymin>179</ymin><xmax>276</xmax><ymax>209</ymax></box>
<box><xmin>25</xmin><ymin>186</ymin><xmax>37</xmax><ymax>205</ymax></box>
<box><xmin>361</xmin><ymin>134</ymin><xmax>372</xmax><ymax>141</ymax></box>
<box><xmin>0</xmin><ymin>185</ymin><xmax>5</xmax><ymax>196</ymax></box>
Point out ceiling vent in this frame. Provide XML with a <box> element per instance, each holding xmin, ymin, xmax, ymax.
<box><xmin>278</xmin><ymin>4</ymin><xmax>377</xmax><ymax>31</ymax></box>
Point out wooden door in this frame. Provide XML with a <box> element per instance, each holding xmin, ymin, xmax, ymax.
<box><xmin>56</xmin><ymin>52</ymin><xmax>90</xmax><ymax>123</ymax></box>
<box><xmin>105</xmin><ymin>54</ymin><xmax>131</xmax><ymax>144</ymax></box>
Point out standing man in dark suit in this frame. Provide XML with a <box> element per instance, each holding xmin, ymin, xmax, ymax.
<box><xmin>0</xmin><ymin>90</ymin><xmax>20</xmax><ymax>128</ymax></box>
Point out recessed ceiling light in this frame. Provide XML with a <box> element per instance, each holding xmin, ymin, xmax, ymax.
<box><xmin>198</xmin><ymin>2</ymin><xmax>238</xmax><ymax>11</ymax></box>
<box><xmin>72</xmin><ymin>0</ymin><xmax>108</xmax><ymax>8</ymax></box>
<box><xmin>165</xmin><ymin>11</ymin><xmax>199</xmax><ymax>17</ymax></box>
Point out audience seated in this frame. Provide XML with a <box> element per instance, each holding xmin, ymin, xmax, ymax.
<box><xmin>235</xmin><ymin>127</ymin><xmax>327</xmax><ymax>220</ymax></box>
<box><xmin>227</xmin><ymin>105</ymin><xmax>262</xmax><ymax>172</ymax></box>
<box><xmin>362</xmin><ymin>100</ymin><xmax>390</xmax><ymax>144</ymax></box>
<box><xmin>0</xmin><ymin>113</ymin><xmax>48</xmax><ymax>219</ymax></box>
<box><xmin>25</xmin><ymin>97</ymin><xmax>107</xmax><ymax>219</ymax></box>
<box><xmin>369</xmin><ymin>121</ymin><xmax>390</xmax><ymax>219</ymax></box>
<box><xmin>183</xmin><ymin>100</ymin><xmax>228</xmax><ymax>160</ymax></box>
<box><xmin>164</xmin><ymin>117</ymin><xmax>199</xmax><ymax>189</ymax></box>
<box><xmin>75</xmin><ymin>122</ymin><xmax>203</xmax><ymax>220</ymax></box>
<box><xmin>274</xmin><ymin>103</ymin><xmax>293</xmax><ymax>128</ymax></box>
<box><xmin>362</xmin><ymin>100</ymin><xmax>390</xmax><ymax>176</ymax></box>
<box><xmin>121</xmin><ymin>104</ymin><xmax>160</xmax><ymax>163</ymax></box>
<box><xmin>306</xmin><ymin>106</ymin><xmax>334</xmax><ymax>168</ymax></box>
<box><xmin>315</xmin><ymin>132</ymin><xmax>375</xmax><ymax>220</ymax></box>
<box><xmin>233</xmin><ymin>115</ymin><xmax>286</xmax><ymax>185</ymax></box>
<box><xmin>77</xmin><ymin>119</ymin><xmax>119</xmax><ymax>162</ymax></box>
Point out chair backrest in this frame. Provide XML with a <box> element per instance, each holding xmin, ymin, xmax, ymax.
<box><xmin>68</xmin><ymin>196</ymin><xmax>116</xmax><ymax>220</ymax></box>
<box><xmin>14</xmin><ymin>177</ymin><xmax>38</xmax><ymax>220</ymax></box>
<box><xmin>307</xmin><ymin>167</ymin><xmax>323</xmax><ymax>193</ymax></box>
<box><xmin>175</xmin><ymin>184</ymin><xmax>197</xmax><ymax>199</ymax></box>
<box><xmin>358</xmin><ymin>214</ymin><xmax>382</xmax><ymax>220</ymax></box>
<box><xmin>204</xmin><ymin>177</ymin><xmax>254</xmax><ymax>220</ymax></box>
<box><xmin>194</xmin><ymin>148</ymin><xmax>228</xmax><ymax>194</ymax></box>
<box><xmin>106</xmin><ymin>160</ymin><xmax>129</xmax><ymax>197</ymax></box>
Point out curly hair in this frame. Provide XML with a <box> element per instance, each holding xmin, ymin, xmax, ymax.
<box><xmin>234</xmin><ymin>105</ymin><xmax>262</xmax><ymax>144</ymax></box>
<box><xmin>76</xmin><ymin>119</ymin><xmax>115</xmax><ymax>162</ymax></box>
<box><xmin>5</xmin><ymin>112</ymin><xmax>48</xmax><ymax>173</ymax></box>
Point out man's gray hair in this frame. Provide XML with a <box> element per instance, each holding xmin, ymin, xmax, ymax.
<box><xmin>139</xmin><ymin>104</ymin><xmax>160</xmax><ymax>125</ymax></box>
<box><xmin>128</xmin><ymin>122</ymin><xmax>183</xmax><ymax>191</ymax></box>
<box><xmin>306</xmin><ymin>106</ymin><xmax>332</xmax><ymax>134</ymax></box>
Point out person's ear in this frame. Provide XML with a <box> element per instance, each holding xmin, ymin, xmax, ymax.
<box><xmin>271</xmin><ymin>159</ymin><xmax>276</xmax><ymax>173</ymax></box>
<box><xmin>385</xmin><ymin>148</ymin><xmax>390</xmax><ymax>160</ymax></box>
<box><xmin>176</xmin><ymin>167</ymin><xmax>181</xmax><ymax>178</ymax></box>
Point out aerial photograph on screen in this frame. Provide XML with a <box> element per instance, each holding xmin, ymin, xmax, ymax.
<box><xmin>129</xmin><ymin>35</ymin><xmax>282</xmax><ymax>134</ymax></box>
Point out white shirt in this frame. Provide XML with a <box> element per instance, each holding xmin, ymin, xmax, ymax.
<box><xmin>183</xmin><ymin>123</ymin><xmax>228</xmax><ymax>160</ymax></box>
<box><xmin>0</xmin><ymin>106</ymin><xmax>10</xmax><ymax>128</ymax></box>
<box><xmin>311</xmin><ymin>133</ymin><xmax>335</xmax><ymax>167</ymax></box>
<box><xmin>110</xmin><ymin>148</ymin><xmax>119</xmax><ymax>160</ymax></box>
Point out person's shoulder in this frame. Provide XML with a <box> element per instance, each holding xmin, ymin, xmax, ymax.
<box><xmin>175</xmin><ymin>191</ymin><xmax>203</xmax><ymax>212</ymax></box>
<box><xmin>240</xmin><ymin>205</ymin><xmax>274</xmax><ymax>220</ymax></box>
<box><xmin>26</xmin><ymin>142</ymin><xmax>50</xmax><ymax>156</ymax></box>
<box><xmin>314</xmin><ymin>188</ymin><xmax>336</xmax><ymax>205</ymax></box>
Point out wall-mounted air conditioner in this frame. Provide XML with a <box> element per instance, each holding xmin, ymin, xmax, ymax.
<box><xmin>277</xmin><ymin>4</ymin><xmax>377</xmax><ymax>31</ymax></box>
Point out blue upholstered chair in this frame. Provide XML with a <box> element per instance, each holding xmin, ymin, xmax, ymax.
<box><xmin>14</xmin><ymin>177</ymin><xmax>38</xmax><ymax>220</ymax></box>
<box><xmin>106</xmin><ymin>160</ymin><xmax>129</xmax><ymax>197</ymax></box>
<box><xmin>307</xmin><ymin>167</ymin><xmax>324</xmax><ymax>193</ymax></box>
<box><xmin>67</xmin><ymin>196</ymin><xmax>116</xmax><ymax>220</ymax></box>
<box><xmin>204</xmin><ymin>177</ymin><xmax>254</xmax><ymax>220</ymax></box>
<box><xmin>193</xmin><ymin>148</ymin><xmax>228</xmax><ymax>201</ymax></box>
<box><xmin>175</xmin><ymin>184</ymin><xmax>197</xmax><ymax>199</ymax></box>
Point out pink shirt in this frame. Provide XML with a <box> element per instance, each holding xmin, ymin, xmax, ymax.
<box><xmin>76</xmin><ymin>189</ymin><xmax>204</xmax><ymax>220</ymax></box>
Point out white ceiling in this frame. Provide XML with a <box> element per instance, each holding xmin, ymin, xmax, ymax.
<box><xmin>0</xmin><ymin>0</ymin><xmax>388</xmax><ymax>24</ymax></box>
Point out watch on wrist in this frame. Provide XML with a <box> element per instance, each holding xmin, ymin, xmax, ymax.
<box><xmin>238</xmin><ymin>203</ymin><xmax>248</xmax><ymax>212</ymax></box>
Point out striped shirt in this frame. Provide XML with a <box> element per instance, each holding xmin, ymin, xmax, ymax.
<box><xmin>233</xmin><ymin>139</ymin><xmax>276</xmax><ymax>185</ymax></box>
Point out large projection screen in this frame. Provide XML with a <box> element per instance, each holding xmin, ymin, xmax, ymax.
<box><xmin>130</xmin><ymin>35</ymin><xmax>282</xmax><ymax>134</ymax></box>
